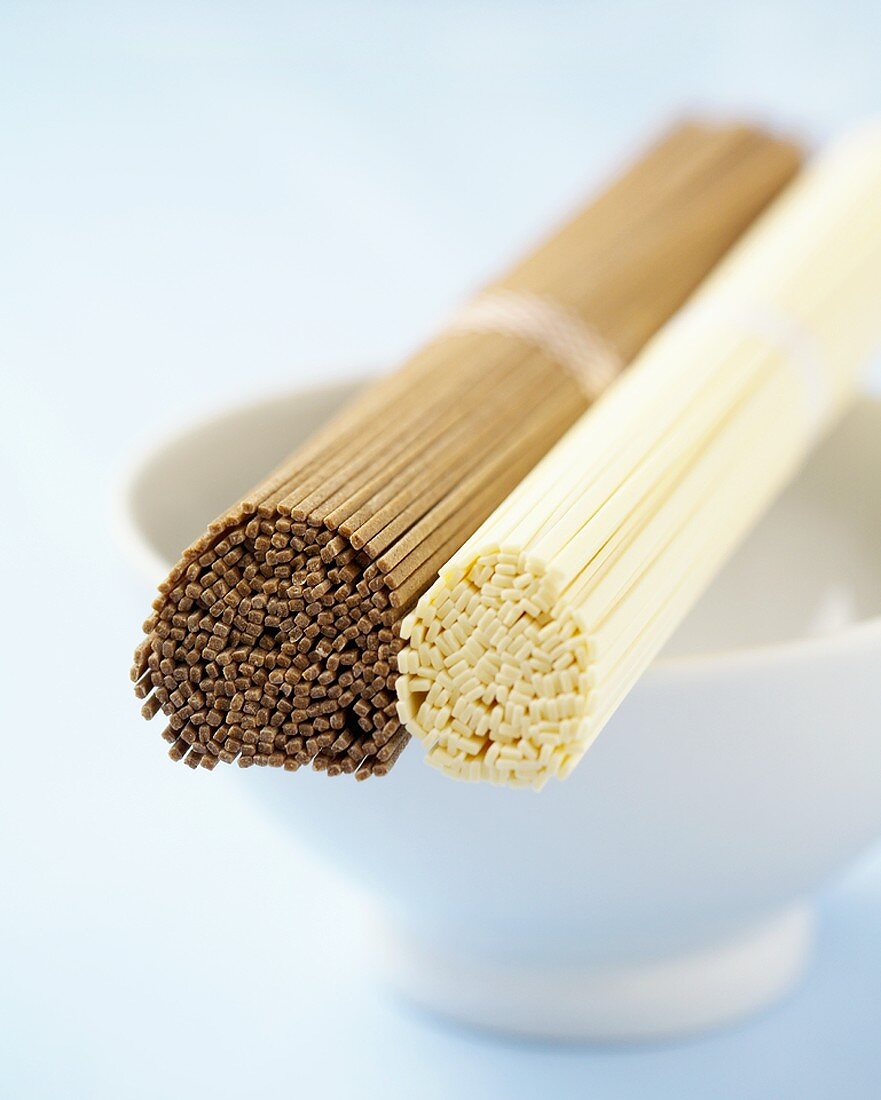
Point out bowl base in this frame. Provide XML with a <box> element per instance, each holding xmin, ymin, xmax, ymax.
<box><xmin>379</xmin><ymin>905</ymin><xmax>814</xmax><ymax>1042</ymax></box>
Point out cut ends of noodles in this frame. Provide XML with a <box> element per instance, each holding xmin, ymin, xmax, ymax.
<box><xmin>398</xmin><ymin>550</ymin><xmax>593</xmax><ymax>789</ymax></box>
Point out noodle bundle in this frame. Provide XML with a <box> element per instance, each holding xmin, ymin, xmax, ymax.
<box><xmin>396</xmin><ymin>125</ymin><xmax>881</xmax><ymax>789</ymax></box>
<box><xmin>132</xmin><ymin>121</ymin><xmax>800</xmax><ymax>777</ymax></box>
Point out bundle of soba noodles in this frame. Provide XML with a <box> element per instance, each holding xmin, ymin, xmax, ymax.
<box><xmin>396</xmin><ymin>124</ymin><xmax>881</xmax><ymax>789</ymax></box>
<box><xmin>132</xmin><ymin>120</ymin><xmax>801</xmax><ymax>777</ymax></box>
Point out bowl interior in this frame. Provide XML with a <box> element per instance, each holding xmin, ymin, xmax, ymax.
<box><xmin>123</xmin><ymin>381</ymin><xmax>881</xmax><ymax>659</ymax></box>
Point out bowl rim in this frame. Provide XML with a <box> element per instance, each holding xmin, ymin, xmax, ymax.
<box><xmin>113</xmin><ymin>376</ymin><xmax>881</xmax><ymax>679</ymax></box>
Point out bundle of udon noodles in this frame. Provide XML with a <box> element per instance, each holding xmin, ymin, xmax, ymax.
<box><xmin>396</xmin><ymin>125</ymin><xmax>881</xmax><ymax>789</ymax></box>
<box><xmin>132</xmin><ymin>120</ymin><xmax>802</xmax><ymax>777</ymax></box>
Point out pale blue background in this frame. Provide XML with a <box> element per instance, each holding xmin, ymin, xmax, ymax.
<box><xmin>2</xmin><ymin>3</ymin><xmax>880</xmax><ymax>1097</ymax></box>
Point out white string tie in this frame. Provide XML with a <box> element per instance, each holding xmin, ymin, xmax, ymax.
<box><xmin>447</xmin><ymin>290</ymin><xmax>622</xmax><ymax>400</ymax></box>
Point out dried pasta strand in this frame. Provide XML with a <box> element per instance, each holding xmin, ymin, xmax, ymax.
<box><xmin>132</xmin><ymin>120</ymin><xmax>801</xmax><ymax>777</ymax></box>
<box><xmin>397</xmin><ymin>124</ymin><xmax>881</xmax><ymax>789</ymax></box>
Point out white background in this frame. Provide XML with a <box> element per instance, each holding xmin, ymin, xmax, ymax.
<box><xmin>2</xmin><ymin>3</ymin><xmax>880</xmax><ymax>1097</ymax></box>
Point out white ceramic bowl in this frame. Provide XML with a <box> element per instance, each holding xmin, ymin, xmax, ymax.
<box><xmin>117</xmin><ymin>379</ymin><xmax>881</xmax><ymax>1042</ymax></box>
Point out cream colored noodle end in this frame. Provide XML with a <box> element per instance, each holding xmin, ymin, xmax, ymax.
<box><xmin>396</xmin><ymin>550</ymin><xmax>595</xmax><ymax>790</ymax></box>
